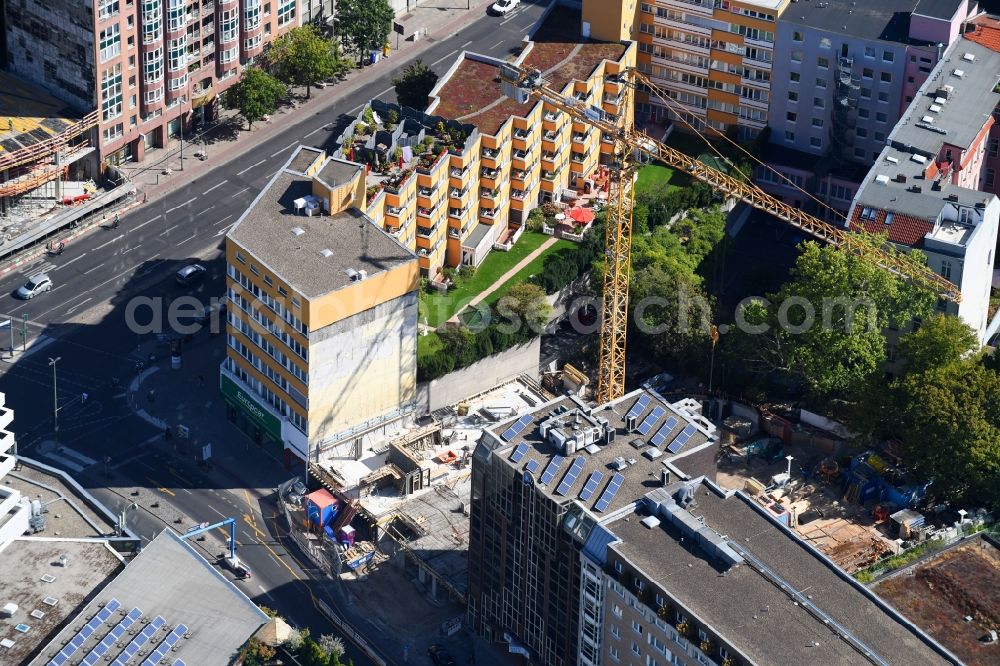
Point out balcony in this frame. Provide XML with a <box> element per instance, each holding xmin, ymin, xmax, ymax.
<box><xmin>448</xmin><ymin>228</ymin><xmax>460</xmax><ymax>239</ymax></box>
<box><xmin>387</xmin><ymin>205</ymin><xmax>404</xmax><ymax>216</ymax></box>
<box><xmin>481</xmin><ymin>208</ymin><xmax>497</xmax><ymax>220</ymax></box>
<box><xmin>604</xmin><ymin>92</ymin><xmax>624</xmax><ymax>105</ymax></box>
<box><xmin>480</xmin><ymin>188</ymin><xmax>499</xmax><ymax>200</ymax></box>
<box><xmin>543</xmin><ymin>111</ymin><xmax>558</xmax><ymax>122</ymax></box>
<box><xmin>512</xmin><ymin>169</ymin><xmax>527</xmax><ymax>180</ymax></box>
<box><xmin>513</xmin><ymin>128</ymin><xmax>532</xmax><ymax>139</ymax></box>
<box><xmin>450</xmin><ymin>166</ymin><xmax>469</xmax><ymax>178</ymax></box>
<box><xmin>572</xmin><ymin>132</ymin><xmax>590</xmax><ymax>143</ymax></box>
<box><xmin>417</xmin><ymin>224</ymin><xmax>436</xmax><ymax>238</ymax></box>
<box><xmin>512</xmin><ymin>189</ymin><xmax>526</xmax><ymax>200</ymax></box>
<box><xmin>449</xmin><ymin>205</ymin><xmax>469</xmax><ymax>218</ymax></box>
<box><xmin>482</xmin><ymin>147</ymin><xmax>500</xmax><ymax>159</ymax></box>
<box><xmin>542</xmin><ymin>150</ymin><xmax>561</xmax><ymax>162</ymax></box>
<box><xmin>481</xmin><ymin>166</ymin><xmax>500</xmax><ymax>179</ymax></box>
<box><xmin>417</xmin><ymin>205</ymin><xmax>436</xmax><ymax>218</ymax></box>
<box><xmin>201</xmin><ymin>1</ymin><xmax>214</xmax><ymax>14</ymax></box>
<box><xmin>418</xmin><ymin>186</ymin><xmax>435</xmax><ymax>197</ymax></box>
<box><xmin>572</xmin><ymin>151</ymin><xmax>590</xmax><ymax>163</ymax></box>
<box><xmin>574</xmin><ymin>90</ymin><xmax>589</xmax><ymax>102</ymax></box>
<box><xmin>541</xmin><ymin>170</ymin><xmax>558</xmax><ymax>181</ymax></box>
<box><xmin>450</xmin><ymin>185</ymin><xmax>470</xmax><ymax>199</ymax></box>
<box><xmin>543</xmin><ymin>129</ymin><xmax>559</xmax><ymax>141</ymax></box>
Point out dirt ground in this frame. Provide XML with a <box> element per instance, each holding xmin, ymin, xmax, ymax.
<box><xmin>873</xmin><ymin>539</ymin><xmax>1000</xmax><ymax>664</ymax></box>
<box><xmin>716</xmin><ymin>443</ymin><xmax>895</xmax><ymax>572</ymax></box>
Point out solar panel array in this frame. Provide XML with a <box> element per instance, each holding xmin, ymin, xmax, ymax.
<box><xmin>578</xmin><ymin>471</ymin><xmax>604</xmax><ymax>501</ymax></box>
<box><xmin>112</xmin><ymin>616</ymin><xmax>165</xmax><ymax>666</ymax></box>
<box><xmin>501</xmin><ymin>414</ymin><xmax>534</xmax><ymax>442</ymax></box>
<box><xmin>539</xmin><ymin>455</ymin><xmax>565</xmax><ymax>486</ymax></box>
<box><xmin>636</xmin><ymin>406</ymin><xmax>666</xmax><ymax>436</ymax></box>
<box><xmin>141</xmin><ymin>623</ymin><xmax>188</xmax><ymax>666</ymax></box>
<box><xmin>82</xmin><ymin>608</ymin><xmax>142</xmax><ymax>666</ymax></box>
<box><xmin>509</xmin><ymin>443</ymin><xmax>529</xmax><ymax>463</ymax></box>
<box><xmin>593</xmin><ymin>473</ymin><xmax>625</xmax><ymax>512</ymax></box>
<box><xmin>173</xmin><ymin>661</ymin><xmax>187</xmax><ymax>666</ymax></box>
<box><xmin>555</xmin><ymin>456</ymin><xmax>585</xmax><ymax>495</ymax></box>
<box><xmin>525</xmin><ymin>459</ymin><xmax>540</xmax><ymax>474</ymax></box>
<box><xmin>625</xmin><ymin>395</ymin><xmax>651</xmax><ymax>421</ymax></box>
<box><xmin>667</xmin><ymin>423</ymin><xmax>698</xmax><ymax>454</ymax></box>
<box><xmin>649</xmin><ymin>416</ymin><xmax>680</xmax><ymax>448</ymax></box>
<box><xmin>48</xmin><ymin>598</ymin><xmax>121</xmax><ymax>666</ymax></box>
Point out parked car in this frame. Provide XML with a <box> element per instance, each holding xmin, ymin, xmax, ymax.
<box><xmin>15</xmin><ymin>273</ymin><xmax>52</xmax><ymax>299</ymax></box>
<box><xmin>490</xmin><ymin>0</ymin><xmax>519</xmax><ymax>15</ymax></box>
<box><xmin>427</xmin><ymin>645</ymin><xmax>456</xmax><ymax>666</ymax></box>
<box><xmin>175</xmin><ymin>264</ymin><xmax>206</xmax><ymax>286</ymax></box>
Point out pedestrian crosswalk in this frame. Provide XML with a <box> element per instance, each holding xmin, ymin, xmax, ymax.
<box><xmin>24</xmin><ymin>261</ymin><xmax>56</xmax><ymax>277</ymax></box>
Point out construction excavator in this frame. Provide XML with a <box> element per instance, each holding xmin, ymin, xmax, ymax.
<box><xmin>499</xmin><ymin>65</ymin><xmax>960</xmax><ymax>404</ymax></box>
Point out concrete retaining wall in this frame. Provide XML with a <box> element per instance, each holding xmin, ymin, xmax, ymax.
<box><xmin>416</xmin><ymin>336</ymin><xmax>541</xmax><ymax>413</ymax></box>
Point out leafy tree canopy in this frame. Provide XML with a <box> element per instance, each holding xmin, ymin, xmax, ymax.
<box><xmin>337</xmin><ymin>0</ymin><xmax>394</xmax><ymax>64</ymax></box>
<box><xmin>897</xmin><ymin>313</ymin><xmax>979</xmax><ymax>376</ymax></box>
<box><xmin>270</xmin><ymin>25</ymin><xmax>335</xmax><ymax>98</ymax></box>
<box><xmin>223</xmin><ymin>66</ymin><xmax>286</xmax><ymax>130</ymax></box>
<box><xmin>392</xmin><ymin>59</ymin><xmax>439</xmax><ymax>110</ymax></box>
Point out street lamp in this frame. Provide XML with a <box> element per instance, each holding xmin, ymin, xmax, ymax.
<box><xmin>49</xmin><ymin>357</ymin><xmax>61</xmax><ymax>443</ymax></box>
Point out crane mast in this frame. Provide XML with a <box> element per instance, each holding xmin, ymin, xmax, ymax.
<box><xmin>499</xmin><ymin>65</ymin><xmax>961</xmax><ymax>403</ymax></box>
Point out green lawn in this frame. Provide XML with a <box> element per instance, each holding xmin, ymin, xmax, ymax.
<box><xmin>482</xmin><ymin>239</ymin><xmax>574</xmax><ymax>308</ymax></box>
<box><xmin>635</xmin><ymin>164</ymin><xmax>686</xmax><ymax>196</ymax></box>
<box><xmin>419</xmin><ymin>231</ymin><xmax>553</xmax><ymax>327</ymax></box>
<box><xmin>417</xmin><ymin>330</ymin><xmax>443</xmax><ymax>360</ymax></box>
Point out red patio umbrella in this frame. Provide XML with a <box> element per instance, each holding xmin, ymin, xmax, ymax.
<box><xmin>567</xmin><ymin>207</ymin><xmax>595</xmax><ymax>224</ymax></box>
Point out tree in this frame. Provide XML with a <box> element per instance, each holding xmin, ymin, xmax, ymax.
<box><xmin>392</xmin><ymin>59</ymin><xmax>439</xmax><ymax>110</ymax></box>
<box><xmin>223</xmin><ymin>66</ymin><xmax>286</xmax><ymax>130</ymax></box>
<box><xmin>729</xmin><ymin>241</ymin><xmax>933</xmax><ymax>398</ymax></box>
<box><xmin>336</xmin><ymin>0</ymin><xmax>394</xmax><ymax>66</ymax></box>
<box><xmin>897</xmin><ymin>313</ymin><xmax>979</xmax><ymax>376</ymax></box>
<box><xmin>270</xmin><ymin>25</ymin><xmax>335</xmax><ymax>98</ymax></box>
<box><xmin>496</xmin><ymin>283</ymin><xmax>553</xmax><ymax>334</ymax></box>
<box><xmin>318</xmin><ymin>635</ymin><xmax>345</xmax><ymax>665</ymax></box>
<box><xmin>239</xmin><ymin>637</ymin><xmax>276</xmax><ymax>666</ymax></box>
<box><xmin>629</xmin><ymin>265</ymin><xmax>714</xmax><ymax>373</ymax></box>
<box><xmin>896</xmin><ymin>360</ymin><xmax>1000</xmax><ymax>507</ymax></box>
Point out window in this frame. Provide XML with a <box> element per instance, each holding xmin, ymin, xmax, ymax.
<box><xmin>989</xmin><ymin>138</ymin><xmax>999</xmax><ymax>157</ymax></box>
<box><xmin>907</xmin><ymin>76</ymin><xmax>915</xmax><ymax>83</ymax></box>
<box><xmin>880</xmin><ymin>72</ymin><xmax>892</xmax><ymax>83</ymax></box>
<box><xmin>878</xmin><ymin>92</ymin><xmax>889</xmax><ymax>103</ymax></box>
<box><xmin>986</xmin><ymin>168</ymin><xmax>996</xmax><ymax>188</ymax></box>
<box><xmin>854</xmin><ymin>147</ymin><xmax>866</xmax><ymax>158</ymax></box>
<box><xmin>263</xmin><ymin>274</ymin><xmax>273</xmax><ymax>287</ymax></box>
<box><xmin>786</xmin><ymin>112</ymin><xmax>797</xmax><ymax>122</ymax></box>
<box><xmin>791</xmin><ymin>50</ymin><xmax>802</xmax><ymax>63</ymax></box>
<box><xmin>101</xmin><ymin>65</ymin><xmax>123</xmax><ymax>121</ymax></box>
<box><xmin>874</xmin><ymin>131</ymin><xmax>885</xmax><ymax>142</ymax></box>
<box><xmin>144</xmin><ymin>46</ymin><xmax>163</xmax><ymax>82</ymax></box>
<box><xmin>102</xmin><ymin>122</ymin><xmax>124</xmax><ymax>144</ymax></box>
<box><xmin>142</xmin><ymin>0</ymin><xmax>161</xmax><ymax>42</ymax></box>
<box><xmin>245</xmin><ymin>0</ymin><xmax>262</xmax><ymax>30</ymax></box>
<box><xmin>876</xmin><ymin>112</ymin><xmax>887</xmax><ymax>123</ymax></box>
<box><xmin>277</xmin><ymin>0</ymin><xmax>295</xmax><ymax>26</ymax></box>
<box><xmin>632</xmin><ymin>642</ymin><xmax>641</xmax><ymax>656</ymax></box>
<box><xmin>166</xmin><ymin>0</ymin><xmax>185</xmax><ymax>31</ymax></box>
<box><xmin>99</xmin><ymin>0</ymin><xmax>120</xmax><ymax>19</ymax></box>
<box><xmin>810</xmin><ymin>137</ymin><xmax>822</xmax><ymax>148</ymax></box>
<box><xmin>785</xmin><ymin>131</ymin><xmax>795</xmax><ymax>142</ymax></box>
<box><xmin>860</xmin><ymin>87</ymin><xmax>871</xmax><ymax>99</ymax></box>
<box><xmin>788</xmin><ymin>91</ymin><xmax>799</xmax><ymax>102</ymax></box>
<box><xmin>790</xmin><ymin>71</ymin><xmax>800</xmax><ymax>83</ymax></box>
<box><xmin>856</xmin><ymin>127</ymin><xmax>868</xmax><ymax>138</ymax></box>
<box><xmin>250</xmin><ymin>264</ymin><xmax>260</xmax><ymax>276</ymax></box>
<box><xmin>940</xmin><ymin>260</ymin><xmax>952</xmax><ymax>280</ymax></box>
<box><xmin>632</xmin><ymin>620</ymin><xmax>643</xmax><ymax>634</ymax></box>
<box><xmin>817</xmin><ymin>56</ymin><xmax>829</xmax><ymax>68</ymax></box>
<box><xmin>244</xmin><ymin>33</ymin><xmax>262</xmax><ymax>50</ymax></box>
<box><xmin>613</xmin><ymin>604</ymin><xmax>623</xmax><ymax>618</ymax></box>
<box><xmin>167</xmin><ymin>73</ymin><xmax>187</xmax><ymax>90</ymax></box>
<box><xmin>858</xmin><ymin>108</ymin><xmax>870</xmax><ymax>119</ymax></box>
<box><xmin>811</xmin><ymin>117</ymin><xmax>824</xmax><ymax>128</ymax></box>
<box><xmin>815</xmin><ymin>77</ymin><xmax>826</xmax><ymax>88</ymax></box>
<box><xmin>99</xmin><ymin>24</ymin><xmax>121</xmax><ymax>61</ymax></box>
<box><xmin>143</xmin><ymin>86</ymin><xmax>163</xmax><ymax>104</ymax></box>
<box><xmin>634</xmin><ymin>577</ymin><xmax>644</xmax><ymax>590</ymax></box>
<box><xmin>615</xmin><ymin>561</ymin><xmax>623</xmax><ymax>573</ymax></box>
<box><xmin>219</xmin><ymin>46</ymin><xmax>238</xmax><ymax>64</ymax></box>
<box><xmin>220</xmin><ymin>8</ymin><xmax>239</xmax><ymax>42</ymax></box>
<box><xmin>792</xmin><ymin>31</ymin><xmax>803</xmax><ymax>42</ymax></box>
<box><xmin>611</xmin><ymin>625</ymin><xmax>621</xmax><ymax>639</ymax></box>
<box><xmin>609</xmin><ymin>646</ymin><xmax>620</xmax><ymax>661</ymax></box>
<box><xmin>819</xmin><ymin>37</ymin><xmax>831</xmax><ymax>49</ymax></box>
<box><xmin>862</xmin><ymin>68</ymin><xmax>873</xmax><ymax>79</ymax></box>
<box><xmin>865</xmin><ymin>46</ymin><xmax>875</xmax><ymax>58</ymax></box>
<box><xmin>236</xmin><ymin>252</ymin><xmax>247</xmax><ymax>264</ymax></box>
<box><xmin>883</xmin><ymin>50</ymin><xmax>894</xmax><ymax>62</ymax></box>
<box><xmin>814</xmin><ymin>97</ymin><xmax>825</xmax><ymax>108</ymax></box>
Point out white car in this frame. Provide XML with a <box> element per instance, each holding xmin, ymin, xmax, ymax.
<box><xmin>491</xmin><ymin>0</ymin><xmax>519</xmax><ymax>15</ymax></box>
<box><xmin>15</xmin><ymin>273</ymin><xmax>52</xmax><ymax>299</ymax></box>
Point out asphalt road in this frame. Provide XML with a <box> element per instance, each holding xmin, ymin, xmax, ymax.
<box><xmin>0</xmin><ymin>4</ymin><xmax>546</xmax><ymax>665</ymax></box>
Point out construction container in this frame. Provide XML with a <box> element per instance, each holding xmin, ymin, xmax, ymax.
<box><xmin>338</xmin><ymin>525</ymin><xmax>356</xmax><ymax>546</ymax></box>
<box><xmin>305</xmin><ymin>489</ymin><xmax>339</xmax><ymax>528</ymax></box>
<box><xmin>890</xmin><ymin>509</ymin><xmax>925</xmax><ymax>539</ymax></box>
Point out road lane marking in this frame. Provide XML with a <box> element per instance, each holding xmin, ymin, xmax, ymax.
<box><xmin>147</xmin><ymin>479</ymin><xmax>176</xmax><ymax>497</ymax></box>
<box><xmin>215</xmin><ymin>214</ymin><xmax>235</xmax><ymax>226</ymax></box>
<box><xmin>178</xmin><ymin>232</ymin><xmax>196</xmax><ymax>244</ymax></box>
<box><xmin>305</xmin><ymin>126</ymin><xmax>323</xmax><ymax>138</ymax></box>
<box><xmin>54</xmin><ymin>253</ymin><xmax>87</xmax><ymax>270</ymax></box>
<box><xmin>236</xmin><ymin>160</ymin><xmax>265</xmax><ymax>176</ymax></box>
<box><xmin>121</xmin><ymin>244</ymin><xmax>141</xmax><ymax>254</ymax></box>
<box><xmin>199</xmin><ymin>206</ymin><xmax>214</xmax><ymax>215</ymax></box>
<box><xmin>375</xmin><ymin>86</ymin><xmax>394</xmax><ymax>99</ymax></box>
<box><xmin>92</xmin><ymin>234</ymin><xmax>124</xmax><ymax>252</ymax></box>
<box><xmin>159</xmin><ymin>224</ymin><xmax>179</xmax><ymax>236</ymax></box>
<box><xmin>462</xmin><ymin>40</ymin><xmax>472</xmax><ymax>47</ymax></box>
<box><xmin>180</xmin><ymin>488</ymin><xmax>192</xmax><ymax>494</ymax></box>
<box><xmin>208</xmin><ymin>505</ymin><xmax>227</xmax><ymax>519</ymax></box>
<box><xmin>214</xmin><ymin>223</ymin><xmax>236</xmax><ymax>237</ymax></box>
<box><xmin>132</xmin><ymin>215</ymin><xmax>161</xmax><ymax>231</ymax></box>
<box><xmin>165</xmin><ymin>197</ymin><xmax>197</xmax><ymax>214</ymax></box>
<box><xmin>432</xmin><ymin>49</ymin><xmax>459</xmax><ymax>67</ymax></box>
<box><xmin>230</xmin><ymin>186</ymin><xmax>250</xmax><ymax>198</ymax></box>
<box><xmin>202</xmin><ymin>181</ymin><xmax>227</xmax><ymax>195</ymax></box>
<box><xmin>82</xmin><ymin>264</ymin><xmax>102</xmax><ymax>275</ymax></box>
<box><xmin>63</xmin><ymin>297</ymin><xmax>92</xmax><ymax>315</ymax></box>
<box><xmin>270</xmin><ymin>142</ymin><xmax>296</xmax><ymax>158</ymax></box>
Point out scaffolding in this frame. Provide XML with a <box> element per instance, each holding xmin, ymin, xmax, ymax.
<box><xmin>830</xmin><ymin>56</ymin><xmax>860</xmax><ymax>165</ymax></box>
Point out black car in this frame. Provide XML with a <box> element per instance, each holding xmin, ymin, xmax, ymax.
<box><xmin>428</xmin><ymin>645</ymin><xmax>456</xmax><ymax>666</ymax></box>
<box><xmin>175</xmin><ymin>263</ymin><xmax>206</xmax><ymax>286</ymax></box>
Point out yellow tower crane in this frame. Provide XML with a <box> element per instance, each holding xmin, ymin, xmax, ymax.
<box><xmin>498</xmin><ymin>65</ymin><xmax>961</xmax><ymax>404</ymax></box>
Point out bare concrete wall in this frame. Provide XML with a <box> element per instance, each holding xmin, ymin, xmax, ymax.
<box><xmin>416</xmin><ymin>336</ymin><xmax>541</xmax><ymax>413</ymax></box>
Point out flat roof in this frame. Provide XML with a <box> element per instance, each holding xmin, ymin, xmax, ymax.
<box><xmin>30</xmin><ymin>530</ymin><xmax>268</xmax><ymax>666</ymax></box>
<box><xmin>873</xmin><ymin>534</ymin><xmax>1000</xmax><ymax>664</ymax></box>
<box><xmin>3</xmin><ymin>461</ymin><xmax>118</xmax><ymax>538</ymax></box>
<box><xmin>430</xmin><ymin>6</ymin><xmax>628</xmax><ymax>135</ymax></box>
<box><xmin>0</xmin><ymin>72</ymin><xmax>86</xmax><ymax>156</ymax></box>
<box><xmin>607</xmin><ymin>481</ymin><xmax>954</xmax><ymax>665</ymax></box>
<box><xmin>913</xmin><ymin>0</ymin><xmax>966</xmax><ymax>20</ymax></box>
<box><xmin>784</xmin><ymin>0</ymin><xmax>957</xmax><ymax>43</ymax></box>
<box><xmin>486</xmin><ymin>390</ymin><xmax>716</xmax><ymax>518</ymax></box>
<box><xmin>228</xmin><ymin>150</ymin><xmax>416</xmax><ymax>299</ymax></box>
<box><xmin>0</xmin><ymin>540</ymin><xmax>123</xmax><ymax>665</ymax></box>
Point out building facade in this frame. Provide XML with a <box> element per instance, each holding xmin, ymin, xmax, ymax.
<box><xmin>3</xmin><ymin>0</ymin><xmax>301</xmax><ymax>167</ymax></box>
<box><xmin>334</xmin><ymin>4</ymin><xmax>635</xmax><ymax>279</ymax></box>
<box><xmin>469</xmin><ymin>390</ymin><xmax>719</xmax><ymax>666</ymax></box>
<box><xmin>849</xmin><ymin>37</ymin><xmax>1000</xmax><ymax>347</ymax></box>
<box><xmin>224</xmin><ymin>146</ymin><xmax>419</xmax><ymax>468</ymax></box>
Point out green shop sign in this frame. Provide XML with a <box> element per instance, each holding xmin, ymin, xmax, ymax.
<box><xmin>221</xmin><ymin>374</ymin><xmax>282</xmax><ymax>440</ymax></box>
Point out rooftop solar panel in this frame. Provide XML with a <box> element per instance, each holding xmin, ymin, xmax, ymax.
<box><xmin>555</xmin><ymin>456</ymin><xmax>585</xmax><ymax>495</ymax></box>
<box><xmin>112</xmin><ymin>617</ymin><xmax>165</xmax><ymax>666</ymax></box>
<box><xmin>636</xmin><ymin>406</ymin><xmax>665</xmax><ymax>436</ymax></box>
<box><xmin>501</xmin><ymin>414</ymin><xmax>533</xmax><ymax>441</ymax></box>
<box><xmin>539</xmin><ymin>455</ymin><xmax>565</xmax><ymax>485</ymax></box>
<box><xmin>509</xmin><ymin>443</ymin><xmax>529</xmax><ymax>463</ymax></box>
<box><xmin>593</xmin><ymin>473</ymin><xmax>625</xmax><ymax>512</ymax></box>
<box><xmin>173</xmin><ymin>661</ymin><xmax>186</xmax><ymax>666</ymax></box>
<box><xmin>579</xmin><ymin>471</ymin><xmax>604</xmax><ymax>501</ymax></box>
<box><xmin>525</xmin><ymin>459</ymin><xmax>540</xmax><ymax>474</ymax></box>
<box><xmin>649</xmin><ymin>415</ymin><xmax>679</xmax><ymax>447</ymax></box>
<box><xmin>50</xmin><ymin>599</ymin><xmax>121</xmax><ymax>666</ymax></box>
<box><xmin>667</xmin><ymin>423</ymin><xmax>698</xmax><ymax>454</ymax></box>
<box><xmin>625</xmin><ymin>394</ymin><xmax>650</xmax><ymax>421</ymax></box>
<box><xmin>141</xmin><ymin>625</ymin><xmax>187</xmax><ymax>666</ymax></box>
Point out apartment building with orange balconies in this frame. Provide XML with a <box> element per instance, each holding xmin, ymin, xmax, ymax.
<box><xmin>336</xmin><ymin>4</ymin><xmax>635</xmax><ymax>280</ymax></box>
<box><xmin>3</xmin><ymin>0</ymin><xmax>301</xmax><ymax>167</ymax></box>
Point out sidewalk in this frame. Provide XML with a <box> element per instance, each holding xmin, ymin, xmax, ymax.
<box><xmin>123</xmin><ymin>0</ymin><xmax>498</xmax><ymax>205</ymax></box>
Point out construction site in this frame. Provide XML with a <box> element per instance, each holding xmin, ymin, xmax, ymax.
<box><xmin>280</xmin><ymin>377</ymin><xmax>550</xmax><ymax>641</ymax></box>
<box><xmin>0</xmin><ymin>73</ymin><xmax>133</xmax><ymax>262</ymax></box>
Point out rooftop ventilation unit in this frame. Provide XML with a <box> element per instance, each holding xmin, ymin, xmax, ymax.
<box><xmin>921</xmin><ymin>115</ymin><xmax>934</xmax><ymax>123</ymax></box>
<box><xmin>929</xmin><ymin>104</ymin><xmax>942</xmax><ymax>113</ymax></box>
<box><xmin>320</xmin><ymin>249</ymin><xmax>334</xmax><ymax>258</ymax></box>
<box><xmin>886</xmin><ymin>155</ymin><xmax>899</xmax><ymax>164</ymax></box>
<box><xmin>953</xmin><ymin>69</ymin><xmax>965</xmax><ymax>78</ymax></box>
<box><xmin>875</xmin><ymin>174</ymin><xmax>891</xmax><ymax>184</ymax></box>
<box><xmin>291</xmin><ymin>227</ymin><xmax>305</xmax><ymax>236</ymax></box>
<box><xmin>962</xmin><ymin>52</ymin><xmax>976</xmax><ymax>62</ymax></box>
<box><xmin>640</xmin><ymin>515</ymin><xmax>661</xmax><ymax>529</ymax></box>
<box><xmin>911</xmin><ymin>154</ymin><xmax>928</xmax><ymax>164</ymax></box>
<box><xmin>934</xmin><ymin>97</ymin><xmax>947</xmax><ymax>105</ymax></box>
